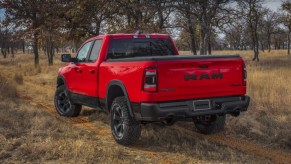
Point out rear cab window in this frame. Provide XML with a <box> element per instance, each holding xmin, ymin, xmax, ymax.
<box><xmin>107</xmin><ymin>38</ymin><xmax>177</xmax><ymax>59</ymax></box>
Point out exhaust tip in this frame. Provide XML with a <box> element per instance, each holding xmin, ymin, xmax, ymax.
<box><xmin>161</xmin><ymin>115</ymin><xmax>176</xmax><ymax>126</ymax></box>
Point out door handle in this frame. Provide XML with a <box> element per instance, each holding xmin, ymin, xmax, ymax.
<box><xmin>89</xmin><ymin>69</ymin><xmax>95</xmax><ymax>74</ymax></box>
<box><xmin>75</xmin><ymin>68</ymin><xmax>82</xmax><ymax>73</ymax></box>
<box><xmin>199</xmin><ymin>65</ymin><xmax>208</xmax><ymax>69</ymax></box>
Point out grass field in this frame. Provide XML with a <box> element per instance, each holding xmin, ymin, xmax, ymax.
<box><xmin>0</xmin><ymin>50</ymin><xmax>290</xmax><ymax>163</ymax></box>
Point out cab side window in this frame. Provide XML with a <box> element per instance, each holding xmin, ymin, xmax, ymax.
<box><xmin>88</xmin><ymin>39</ymin><xmax>102</xmax><ymax>62</ymax></box>
<box><xmin>76</xmin><ymin>41</ymin><xmax>93</xmax><ymax>62</ymax></box>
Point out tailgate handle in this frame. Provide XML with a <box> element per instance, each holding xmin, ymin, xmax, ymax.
<box><xmin>199</xmin><ymin>65</ymin><xmax>208</xmax><ymax>68</ymax></box>
<box><xmin>89</xmin><ymin>69</ymin><xmax>95</xmax><ymax>73</ymax></box>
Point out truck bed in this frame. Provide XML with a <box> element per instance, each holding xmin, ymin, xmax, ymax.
<box><xmin>103</xmin><ymin>54</ymin><xmax>245</xmax><ymax>103</ymax></box>
<box><xmin>106</xmin><ymin>55</ymin><xmax>241</xmax><ymax>62</ymax></box>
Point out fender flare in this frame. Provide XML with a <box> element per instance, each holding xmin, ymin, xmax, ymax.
<box><xmin>56</xmin><ymin>75</ymin><xmax>67</xmax><ymax>88</ymax></box>
<box><xmin>106</xmin><ymin>80</ymin><xmax>135</xmax><ymax>118</ymax></box>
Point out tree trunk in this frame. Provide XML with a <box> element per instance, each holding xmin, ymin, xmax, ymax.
<box><xmin>33</xmin><ymin>32</ymin><xmax>39</xmax><ymax>67</ymax></box>
<box><xmin>22</xmin><ymin>40</ymin><xmax>25</xmax><ymax>54</ymax></box>
<box><xmin>252</xmin><ymin>34</ymin><xmax>260</xmax><ymax>61</ymax></box>
<box><xmin>43</xmin><ymin>46</ymin><xmax>47</xmax><ymax>56</ymax></box>
<box><xmin>11</xmin><ymin>46</ymin><xmax>14</xmax><ymax>58</ymax></box>
<box><xmin>186</xmin><ymin>9</ymin><xmax>197</xmax><ymax>55</ymax></box>
<box><xmin>95</xmin><ymin>21</ymin><xmax>101</xmax><ymax>36</ymax></box>
<box><xmin>200</xmin><ymin>26</ymin><xmax>207</xmax><ymax>55</ymax></box>
<box><xmin>260</xmin><ymin>40</ymin><xmax>264</xmax><ymax>52</ymax></box>
<box><xmin>49</xmin><ymin>41</ymin><xmax>54</xmax><ymax>65</ymax></box>
<box><xmin>249</xmin><ymin>4</ymin><xmax>260</xmax><ymax>62</ymax></box>
<box><xmin>2</xmin><ymin>48</ymin><xmax>7</xmax><ymax>58</ymax></box>
<box><xmin>207</xmin><ymin>31</ymin><xmax>212</xmax><ymax>55</ymax></box>
<box><xmin>267</xmin><ymin>32</ymin><xmax>271</xmax><ymax>52</ymax></box>
<box><xmin>7</xmin><ymin>45</ymin><xmax>10</xmax><ymax>54</ymax></box>
<box><xmin>158</xmin><ymin>7</ymin><xmax>164</xmax><ymax>31</ymax></box>
<box><xmin>47</xmin><ymin>35</ymin><xmax>54</xmax><ymax>65</ymax></box>
<box><xmin>208</xmin><ymin>41</ymin><xmax>212</xmax><ymax>55</ymax></box>
<box><xmin>288</xmin><ymin>28</ymin><xmax>290</xmax><ymax>55</ymax></box>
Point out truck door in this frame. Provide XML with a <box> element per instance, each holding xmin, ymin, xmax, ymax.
<box><xmin>71</xmin><ymin>40</ymin><xmax>94</xmax><ymax>95</ymax></box>
<box><xmin>78</xmin><ymin>39</ymin><xmax>103</xmax><ymax>97</ymax></box>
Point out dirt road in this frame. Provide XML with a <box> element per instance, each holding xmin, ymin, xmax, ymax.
<box><xmin>22</xmin><ymin>77</ymin><xmax>291</xmax><ymax>163</ymax></box>
<box><xmin>1</xmin><ymin>66</ymin><xmax>291</xmax><ymax>163</ymax></box>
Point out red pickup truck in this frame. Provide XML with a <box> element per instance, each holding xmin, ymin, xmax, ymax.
<box><xmin>54</xmin><ymin>34</ymin><xmax>250</xmax><ymax>146</ymax></box>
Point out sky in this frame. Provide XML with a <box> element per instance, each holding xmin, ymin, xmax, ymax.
<box><xmin>263</xmin><ymin>0</ymin><xmax>284</xmax><ymax>11</ymax></box>
<box><xmin>0</xmin><ymin>9</ymin><xmax>4</xmax><ymax>19</ymax></box>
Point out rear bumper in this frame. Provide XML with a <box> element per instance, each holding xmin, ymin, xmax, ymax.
<box><xmin>132</xmin><ymin>96</ymin><xmax>250</xmax><ymax>122</ymax></box>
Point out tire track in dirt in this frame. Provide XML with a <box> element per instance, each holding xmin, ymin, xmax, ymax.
<box><xmin>23</xmin><ymin>82</ymin><xmax>291</xmax><ymax>164</ymax></box>
<box><xmin>20</xmin><ymin>94</ymin><xmax>171</xmax><ymax>160</ymax></box>
<box><xmin>171</xmin><ymin>126</ymin><xmax>291</xmax><ymax>164</ymax></box>
<box><xmin>21</xmin><ymin>95</ymin><xmax>109</xmax><ymax>137</ymax></box>
<box><xmin>20</xmin><ymin>89</ymin><xmax>191</xmax><ymax>162</ymax></box>
<box><xmin>3</xmin><ymin>69</ymin><xmax>291</xmax><ymax>163</ymax></box>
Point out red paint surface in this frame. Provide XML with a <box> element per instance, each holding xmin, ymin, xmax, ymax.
<box><xmin>59</xmin><ymin>34</ymin><xmax>247</xmax><ymax>103</ymax></box>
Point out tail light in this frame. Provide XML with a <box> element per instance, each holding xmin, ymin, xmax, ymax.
<box><xmin>143</xmin><ymin>68</ymin><xmax>157</xmax><ymax>92</ymax></box>
<box><xmin>243</xmin><ymin>64</ymin><xmax>247</xmax><ymax>86</ymax></box>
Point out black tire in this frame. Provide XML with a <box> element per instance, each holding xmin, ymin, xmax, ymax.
<box><xmin>54</xmin><ymin>85</ymin><xmax>81</xmax><ymax>117</ymax></box>
<box><xmin>110</xmin><ymin>96</ymin><xmax>141</xmax><ymax>146</ymax></box>
<box><xmin>194</xmin><ymin>115</ymin><xmax>226</xmax><ymax>134</ymax></box>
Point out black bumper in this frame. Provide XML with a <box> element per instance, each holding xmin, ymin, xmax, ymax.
<box><xmin>132</xmin><ymin>96</ymin><xmax>250</xmax><ymax>122</ymax></box>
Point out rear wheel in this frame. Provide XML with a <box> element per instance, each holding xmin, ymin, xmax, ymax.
<box><xmin>193</xmin><ymin>115</ymin><xmax>226</xmax><ymax>134</ymax></box>
<box><xmin>110</xmin><ymin>96</ymin><xmax>141</xmax><ymax>146</ymax></box>
<box><xmin>54</xmin><ymin>85</ymin><xmax>81</xmax><ymax>117</ymax></box>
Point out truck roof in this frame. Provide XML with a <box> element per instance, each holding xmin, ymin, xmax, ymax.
<box><xmin>85</xmin><ymin>33</ymin><xmax>170</xmax><ymax>42</ymax></box>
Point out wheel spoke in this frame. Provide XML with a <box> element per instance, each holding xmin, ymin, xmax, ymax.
<box><xmin>116</xmin><ymin>107</ymin><xmax>122</xmax><ymax>117</ymax></box>
<box><xmin>114</xmin><ymin>114</ymin><xmax>121</xmax><ymax>121</ymax></box>
<box><xmin>59</xmin><ymin>93</ymin><xmax>66</xmax><ymax>99</ymax></box>
<box><xmin>63</xmin><ymin>104</ymin><xmax>68</xmax><ymax>112</ymax></box>
<box><xmin>114</xmin><ymin>123</ymin><xmax>121</xmax><ymax>135</ymax></box>
<box><xmin>112</xmin><ymin>105</ymin><xmax>125</xmax><ymax>138</ymax></box>
<box><xmin>59</xmin><ymin>104</ymin><xmax>66</xmax><ymax>112</ymax></box>
<box><xmin>57</xmin><ymin>91</ymin><xmax>72</xmax><ymax>113</ymax></box>
<box><xmin>116</xmin><ymin>123</ymin><xmax>122</xmax><ymax>130</ymax></box>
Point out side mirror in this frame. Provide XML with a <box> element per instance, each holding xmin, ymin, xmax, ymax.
<box><xmin>61</xmin><ymin>54</ymin><xmax>77</xmax><ymax>63</ymax></box>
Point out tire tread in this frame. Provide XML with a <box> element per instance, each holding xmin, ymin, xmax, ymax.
<box><xmin>111</xmin><ymin>96</ymin><xmax>141</xmax><ymax>146</ymax></box>
<box><xmin>54</xmin><ymin>85</ymin><xmax>82</xmax><ymax>117</ymax></box>
<box><xmin>194</xmin><ymin>115</ymin><xmax>226</xmax><ymax>134</ymax></box>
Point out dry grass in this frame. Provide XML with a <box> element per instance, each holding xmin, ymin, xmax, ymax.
<box><xmin>13</xmin><ymin>73</ymin><xmax>23</xmax><ymax>85</ymax></box>
<box><xmin>0</xmin><ymin>75</ymin><xmax>265</xmax><ymax>163</ymax></box>
<box><xmin>0</xmin><ymin>75</ymin><xmax>18</xmax><ymax>100</ymax></box>
<box><xmin>181</xmin><ymin>50</ymin><xmax>291</xmax><ymax>151</ymax></box>
<box><xmin>1</xmin><ymin>50</ymin><xmax>290</xmax><ymax>163</ymax></box>
<box><xmin>226</xmin><ymin>52</ymin><xmax>291</xmax><ymax>151</ymax></box>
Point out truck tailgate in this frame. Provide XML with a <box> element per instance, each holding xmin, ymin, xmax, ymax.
<box><xmin>157</xmin><ymin>56</ymin><xmax>246</xmax><ymax>101</ymax></box>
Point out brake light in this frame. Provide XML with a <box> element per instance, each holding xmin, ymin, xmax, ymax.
<box><xmin>243</xmin><ymin>64</ymin><xmax>247</xmax><ymax>86</ymax></box>
<box><xmin>143</xmin><ymin>68</ymin><xmax>157</xmax><ymax>92</ymax></box>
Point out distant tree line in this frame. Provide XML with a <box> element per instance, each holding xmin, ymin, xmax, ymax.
<box><xmin>0</xmin><ymin>0</ymin><xmax>290</xmax><ymax>66</ymax></box>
